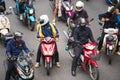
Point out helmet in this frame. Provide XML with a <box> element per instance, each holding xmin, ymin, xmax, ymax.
<box><xmin>14</xmin><ymin>31</ymin><xmax>22</xmax><ymax>38</ymax></box>
<box><xmin>75</xmin><ymin>1</ymin><xmax>84</xmax><ymax>12</ymax></box>
<box><xmin>79</xmin><ymin>18</ymin><xmax>86</xmax><ymax>24</ymax></box>
<box><xmin>39</xmin><ymin>15</ymin><xmax>49</xmax><ymax>26</ymax></box>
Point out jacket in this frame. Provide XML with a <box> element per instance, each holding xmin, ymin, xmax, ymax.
<box><xmin>6</xmin><ymin>39</ymin><xmax>30</xmax><ymax>56</ymax></box>
<box><xmin>36</xmin><ymin>22</ymin><xmax>59</xmax><ymax>38</ymax></box>
<box><xmin>74</xmin><ymin>26</ymin><xmax>96</xmax><ymax>45</ymax></box>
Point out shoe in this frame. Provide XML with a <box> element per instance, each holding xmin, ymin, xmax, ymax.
<box><xmin>116</xmin><ymin>51</ymin><xmax>120</xmax><ymax>56</ymax></box>
<box><xmin>71</xmin><ymin>70</ymin><xmax>76</xmax><ymax>76</ymax></box>
<box><xmin>56</xmin><ymin>62</ymin><xmax>60</xmax><ymax>68</ymax></box>
<box><xmin>35</xmin><ymin>62</ymin><xmax>40</xmax><ymax>68</ymax></box>
<box><xmin>65</xmin><ymin>45</ymin><xmax>70</xmax><ymax>51</ymax></box>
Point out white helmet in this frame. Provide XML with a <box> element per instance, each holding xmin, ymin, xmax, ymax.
<box><xmin>75</xmin><ymin>1</ymin><xmax>84</xmax><ymax>12</ymax></box>
<box><xmin>39</xmin><ymin>15</ymin><xmax>49</xmax><ymax>26</ymax></box>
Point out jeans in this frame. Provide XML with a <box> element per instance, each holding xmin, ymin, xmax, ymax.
<box><xmin>5</xmin><ymin>61</ymin><xmax>15</xmax><ymax>80</ymax></box>
<box><xmin>71</xmin><ymin>45</ymin><xmax>83</xmax><ymax>71</ymax></box>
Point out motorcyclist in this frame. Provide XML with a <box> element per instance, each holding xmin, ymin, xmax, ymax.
<box><xmin>115</xmin><ymin>3</ymin><xmax>120</xmax><ymax>55</ymax></box>
<box><xmin>71</xmin><ymin>1</ymin><xmax>91</xmax><ymax>27</ymax></box>
<box><xmin>35</xmin><ymin>14</ymin><xmax>60</xmax><ymax>68</ymax></box>
<box><xmin>0</xmin><ymin>0</ymin><xmax>6</xmax><ymax>13</ymax></box>
<box><xmin>52</xmin><ymin>0</ymin><xmax>71</xmax><ymax>24</ymax></box>
<box><xmin>97</xmin><ymin>8</ymin><xmax>117</xmax><ymax>54</ymax></box>
<box><xmin>5</xmin><ymin>31</ymin><xmax>33</xmax><ymax>80</ymax></box>
<box><xmin>71</xmin><ymin>18</ymin><xmax>96</xmax><ymax>76</ymax></box>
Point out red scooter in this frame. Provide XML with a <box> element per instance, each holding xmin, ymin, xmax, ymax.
<box><xmin>67</xmin><ymin>42</ymin><xmax>100</xmax><ymax>80</ymax></box>
<box><xmin>40</xmin><ymin>37</ymin><xmax>56</xmax><ymax>76</ymax></box>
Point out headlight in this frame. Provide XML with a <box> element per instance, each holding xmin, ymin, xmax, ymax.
<box><xmin>1</xmin><ymin>18</ymin><xmax>7</xmax><ymax>27</ymax></box>
<box><xmin>29</xmin><ymin>9</ymin><xmax>34</xmax><ymax>14</ymax></box>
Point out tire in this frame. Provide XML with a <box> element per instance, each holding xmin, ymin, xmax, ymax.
<box><xmin>89</xmin><ymin>64</ymin><xmax>99</xmax><ymax>80</ymax></box>
<box><xmin>30</xmin><ymin>21</ymin><xmax>35</xmax><ymax>31</ymax></box>
<box><xmin>108</xmin><ymin>50</ymin><xmax>112</xmax><ymax>65</ymax></box>
<box><xmin>46</xmin><ymin>63</ymin><xmax>50</xmax><ymax>76</ymax></box>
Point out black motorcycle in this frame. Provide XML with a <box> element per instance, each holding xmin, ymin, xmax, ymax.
<box><xmin>4</xmin><ymin>53</ymin><xmax>34</xmax><ymax>80</ymax></box>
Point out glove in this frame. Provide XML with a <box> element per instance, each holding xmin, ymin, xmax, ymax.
<box><xmin>29</xmin><ymin>53</ymin><xmax>34</xmax><ymax>57</ymax></box>
<box><xmin>7</xmin><ymin>55</ymin><xmax>12</xmax><ymax>60</ymax></box>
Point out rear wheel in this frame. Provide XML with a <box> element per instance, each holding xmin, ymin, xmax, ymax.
<box><xmin>108</xmin><ymin>50</ymin><xmax>112</xmax><ymax>65</ymax></box>
<box><xmin>30</xmin><ymin>21</ymin><xmax>35</xmax><ymax>31</ymax></box>
<box><xmin>89</xmin><ymin>64</ymin><xmax>99</xmax><ymax>80</ymax></box>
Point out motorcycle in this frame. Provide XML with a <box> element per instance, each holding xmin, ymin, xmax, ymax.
<box><xmin>105</xmin><ymin>0</ymin><xmax>119</xmax><ymax>6</ymax></box>
<box><xmin>4</xmin><ymin>52</ymin><xmax>34</xmax><ymax>80</ymax></box>
<box><xmin>59</xmin><ymin>1</ymin><xmax>73</xmax><ymax>22</ymax></box>
<box><xmin>0</xmin><ymin>14</ymin><xmax>13</xmax><ymax>46</ymax></box>
<box><xmin>102</xmin><ymin>28</ymin><xmax>118</xmax><ymax>64</ymax></box>
<box><xmin>40</xmin><ymin>37</ymin><xmax>56</xmax><ymax>76</ymax></box>
<box><xmin>22</xmin><ymin>0</ymin><xmax>36</xmax><ymax>31</ymax></box>
<box><xmin>67</xmin><ymin>42</ymin><xmax>99</xmax><ymax>80</ymax></box>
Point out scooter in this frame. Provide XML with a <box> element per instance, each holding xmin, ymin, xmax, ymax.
<box><xmin>4</xmin><ymin>52</ymin><xmax>34</xmax><ymax>80</ymax></box>
<box><xmin>40</xmin><ymin>37</ymin><xmax>56</xmax><ymax>76</ymax></box>
<box><xmin>58</xmin><ymin>1</ymin><xmax>73</xmax><ymax>22</ymax></box>
<box><xmin>22</xmin><ymin>0</ymin><xmax>36</xmax><ymax>31</ymax></box>
<box><xmin>102</xmin><ymin>28</ymin><xmax>118</xmax><ymax>64</ymax></box>
<box><xmin>0</xmin><ymin>14</ymin><xmax>13</xmax><ymax>46</ymax></box>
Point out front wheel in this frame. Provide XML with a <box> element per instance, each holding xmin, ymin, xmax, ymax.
<box><xmin>46</xmin><ymin>63</ymin><xmax>50</xmax><ymax>76</ymax></box>
<box><xmin>89</xmin><ymin>64</ymin><xmax>99</xmax><ymax>80</ymax></box>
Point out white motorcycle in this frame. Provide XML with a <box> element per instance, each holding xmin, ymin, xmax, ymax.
<box><xmin>102</xmin><ymin>28</ymin><xmax>118</xmax><ymax>64</ymax></box>
<box><xmin>0</xmin><ymin>14</ymin><xmax>13</xmax><ymax>46</ymax></box>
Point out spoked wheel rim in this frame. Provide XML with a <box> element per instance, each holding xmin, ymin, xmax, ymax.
<box><xmin>89</xmin><ymin>64</ymin><xmax>99</xmax><ymax>80</ymax></box>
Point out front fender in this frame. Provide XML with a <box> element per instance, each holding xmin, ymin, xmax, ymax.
<box><xmin>88</xmin><ymin>60</ymin><xmax>98</xmax><ymax>68</ymax></box>
<box><xmin>29</xmin><ymin>16</ymin><xmax>35</xmax><ymax>22</ymax></box>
